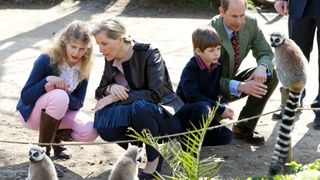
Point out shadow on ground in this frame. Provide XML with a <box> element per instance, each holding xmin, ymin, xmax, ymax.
<box><xmin>0</xmin><ymin>162</ymin><xmax>83</xmax><ymax>180</ymax></box>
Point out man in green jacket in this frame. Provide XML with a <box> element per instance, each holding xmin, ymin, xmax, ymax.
<box><xmin>209</xmin><ymin>0</ymin><xmax>278</xmax><ymax>145</ymax></box>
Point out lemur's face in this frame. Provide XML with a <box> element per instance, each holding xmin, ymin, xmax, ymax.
<box><xmin>270</xmin><ymin>33</ymin><xmax>285</xmax><ymax>47</ymax></box>
<box><xmin>29</xmin><ymin>144</ymin><xmax>46</xmax><ymax>162</ymax></box>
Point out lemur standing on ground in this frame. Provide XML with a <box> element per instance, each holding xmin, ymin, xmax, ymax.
<box><xmin>268</xmin><ymin>32</ymin><xmax>308</xmax><ymax>175</ymax></box>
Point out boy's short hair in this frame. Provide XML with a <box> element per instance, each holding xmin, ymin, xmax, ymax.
<box><xmin>192</xmin><ymin>26</ymin><xmax>221</xmax><ymax>52</ymax></box>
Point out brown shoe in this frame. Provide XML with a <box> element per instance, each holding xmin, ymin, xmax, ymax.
<box><xmin>53</xmin><ymin>145</ymin><xmax>72</xmax><ymax>160</ymax></box>
<box><xmin>232</xmin><ymin>126</ymin><xmax>265</xmax><ymax>145</ymax></box>
<box><xmin>53</xmin><ymin>136</ymin><xmax>72</xmax><ymax>160</ymax></box>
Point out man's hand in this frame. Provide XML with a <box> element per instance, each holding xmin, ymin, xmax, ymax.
<box><xmin>274</xmin><ymin>0</ymin><xmax>288</xmax><ymax>16</ymax></box>
<box><xmin>238</xmin><ymin>80</ymin><xmax>268</xmax><ymax>99</ymax></box>
<box><xmin>246</xmin><ymin>65</ymin><xmax>267</xmax><ymax>84</ymax></box>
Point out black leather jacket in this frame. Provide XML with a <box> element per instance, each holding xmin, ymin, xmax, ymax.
<box><xmin>95</xmin><ymin>42</ymin><xmax>183</xmax><ymax>115</ymax></box>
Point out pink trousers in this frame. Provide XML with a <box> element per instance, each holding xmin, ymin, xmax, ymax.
<box><xmin>19</xmin><ymin>89</ymin><xmax>98</xmax><ymax>142</ymax></box>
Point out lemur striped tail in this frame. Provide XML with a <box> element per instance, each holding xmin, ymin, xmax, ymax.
<box><xmin>269</xmin><ymin>90</ymin><xmax>300</xmax><ymax>175</ymax></box>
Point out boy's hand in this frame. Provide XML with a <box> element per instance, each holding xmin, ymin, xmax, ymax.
<box><xmin>221</xmin><ymin>106</ymin><xmax>235</xmax><ymax>120</ymax></box>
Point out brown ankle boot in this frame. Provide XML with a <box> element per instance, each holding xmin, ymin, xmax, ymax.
<box><xmin>53</xmin><ymin>129</ymin><xmax>73</xmax><ymax>159</ymax></box>
<box><xmin>53</xmin><ymin>136</ymin><xmax>72</xmax><ymax>160</ymax></box>
<box><xmin>39</xmin><ymin>110</ymin><xmax>60</xmax><ymax>156</ymax></box>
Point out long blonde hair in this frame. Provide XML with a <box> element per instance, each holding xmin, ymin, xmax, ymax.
<box><xmin>46</xmin><ymin>20</ymin><xmax>93</xmax><ymax>80</ymax></box>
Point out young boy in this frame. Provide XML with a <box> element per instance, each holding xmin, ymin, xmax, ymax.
<box><xmin>176</xmin><ymin>26</ymin><xmax>234</xmax><ymax>146</ymax></box>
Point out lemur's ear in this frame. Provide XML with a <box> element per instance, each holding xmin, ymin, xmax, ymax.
<box><xmin>40</xmin><ymin>146</ymin><xmax>47</xmax><ymax>154</ymax></box>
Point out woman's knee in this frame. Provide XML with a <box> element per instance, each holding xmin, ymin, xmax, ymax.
<box><xmin>70</xmin><ymin>124</ymin><xmax>98</xmax><ymax>142</ymax></box>
<box><xmin>74</xmin><ymin>128</ymin><xmax>98</xmax><ymax>142</ymax></box>
<box><xmin>97</xmin><ymin>128</ymin><xmax>126</xmax><ymax>142</ymax></box>
<box><xmin>45</xmin><ymin>89</ymin><xmax>69</xmax><ymax>119</ymax></box>
<box><xmin>48</xmin><ymin>89</ymin><xmax>69</xmax><ymax>107</ymax></box>
<box><xmin>61</xmin><ymin>112</ymin><xmax>98</xmax><ymax>141</ymax></box>
<box><xmin>131</xmin><ymin>101</ymin><xmax>158</xmax><ymax>134</ymax></box>
<box><xmin>131</xmin><ymin>100</ymin><xmax>151</xmax><ymax>118</ymax></box>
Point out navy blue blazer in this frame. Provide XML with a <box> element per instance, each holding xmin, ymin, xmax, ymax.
<box><xmin>176</xmin><ymin>56</ymin><xmax>226</xmax><ymax>114</ymax></box>
<box><xmin>16</xmin><ymin>54</ymin><xmax>89</xmax><ymax>121</ymax></box>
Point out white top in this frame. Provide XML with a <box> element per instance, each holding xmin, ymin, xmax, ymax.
<box><xmin>59</xmin><ymin>62</ymin><xmax>81</xmax><ymax>94</ymax></box>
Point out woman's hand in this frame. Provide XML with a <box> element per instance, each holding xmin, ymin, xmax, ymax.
<box><xmin>109</xmin><ymin>84</ymin><xmax>129</xmax><ymax>100</ymax></box>
<box><xmin>44</xmin><ymin>81</ymin><xmax>56</xmax><ymax>92</ymax></box>
<box><xmin>46</xmin><ymin>75</ymin><xmax>69</xmax><ymax>91</ymax></box>
<box><xmin>94</xmin><ymin>95</ymin><xmax>119</xmax><ymax>112</ymax></box>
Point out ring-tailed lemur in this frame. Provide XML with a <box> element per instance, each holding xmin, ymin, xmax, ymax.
<box><xmin>108</xmin><ymin>143</ymin><xmax>142</xmax><ymax>180</ymax></box>
<box><xmin>268</xmin><ymin>32</ymin><xmax>308</xmax><ymax>175</ymax></box>
<box><xmin>26</xmin><ymin>144</ymin><xmax>58</xmax><ymax>180</ymax></box>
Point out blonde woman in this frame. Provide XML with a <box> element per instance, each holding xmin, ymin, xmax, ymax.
<box><xmin>92</xmin><ymin>18</ymin><xmax>183</xmax><ymax>179</ymax></box>
<box><xmin>16</xmin><ymin>20</ymin><xmax>98</xmax><ymax>160</ymax></box>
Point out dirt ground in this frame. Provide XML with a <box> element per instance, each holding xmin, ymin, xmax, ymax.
<box><xmin>0</xmin><ymin>0</ymin><xmax>319</xmax><ymax>179</ymax></box>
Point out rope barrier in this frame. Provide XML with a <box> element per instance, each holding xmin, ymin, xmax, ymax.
<box><xmin>0</xmin><ymin>107</ymin><xmax>319</xmax><ymax>146</ymax></box>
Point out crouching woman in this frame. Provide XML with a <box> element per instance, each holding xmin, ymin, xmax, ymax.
<box><xmin>16</xmin><ymin>20</ymin><xmax>98</xmax><ymax>160</ymax></box>
<box><xmin>92</xmin><ymin>18</ymin><xmax>182</xmax><ymax>179</ymax></box>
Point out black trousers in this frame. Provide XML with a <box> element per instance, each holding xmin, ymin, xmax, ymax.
<box><xmin>289</xmin><ymin>0</ymin><xmax>320</xmax><ymax>99</ymax></box>
<box><xmin>96</xmin><ymin>102</ymin><xmax>181</xmax><ymax>162</ymax></box>
<box><xmin>229</xmin><ymin>68</ymin><xmax>278</xmax><ymax>131</ymax></box>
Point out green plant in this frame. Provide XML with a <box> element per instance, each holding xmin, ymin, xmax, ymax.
<box><xmin>286</xmin><ymin>159</ymin><xmax>320</xmax><ymax>174</ymax></box>
<box><xmin>129</xmin><ymin>103</ymin><xmax>224</xmax><ymax>179</ymax></box>
<box><xmin>247</xmin><ymin>160</ymin><xmax>320</xmax><ymax>180</ymax></box>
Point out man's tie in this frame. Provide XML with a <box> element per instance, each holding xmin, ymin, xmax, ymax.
<box><xmin>232</xmin><ymin>31</ymin><xmax>240</xmax><ymax>70</ymax></box>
